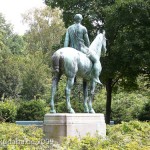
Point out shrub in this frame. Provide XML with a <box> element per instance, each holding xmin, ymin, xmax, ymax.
<box><xmin>138</xmin><ymin>100</ymin><xmax>150</xmax><ymax>121</ymax></box>
<box><xmin>0</xmin><ymin>99</ymin><xmax>17</xmax><ymax>122</ymax></box>
<box><xmin>61</xmin><ymin>121</ymin><xmax>150</xmax><ymax>150</ymax></box>
<box><xmin>17</xmin><ymin>99</ymin><xmax>48</xmax><ymax>121</ymax></box>
<box><xmin>0</xmin><ymin>121</ymin><xmax>149</xmax><ymax>149</ymax></box>
<box><xmin>93</xmin><ymin>87</ymin><xmax>106</xmax><ymax>114</ymax></box>
<box><xmin>0</xmin><ymin>123</ymin><xmax>57</xmax><ymax>149</ymax></box>
<box><xmin>106</xmin><ymin>121</ymin><xmax>150</xmax><ymax>150</ymax></box>
<box><xmin>93</xmin><ymin>89</ymin><xmax>149</xmax><ymax>123</ymax></box>
<box><xmin>111</xmin><ymin>92</ymin><xmax>148</xmax><ymax>123</ymax></box>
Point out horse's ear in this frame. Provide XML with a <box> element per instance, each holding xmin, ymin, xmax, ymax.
<box><xmin>97</xmin><ymin>30</ymin><xmax>100</xmax><ymax>35</ymax></box>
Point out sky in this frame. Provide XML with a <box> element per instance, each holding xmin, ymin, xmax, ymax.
<box><xmin>0</xmin><ymin>0</ymin><xmax>46</xmax><ymax>35</ymax></box>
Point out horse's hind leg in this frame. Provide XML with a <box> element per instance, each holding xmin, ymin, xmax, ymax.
<box><xmin>83</xmin><ymin>81</ymin><xmax>89</xmax><ymax>113</ymax></box>
<box><xmin>50</xmin><ymin>72</ymin><xmax>60</xmax><ymax>113</ymax></box>
<box><xmin>66</xmin><ymin>77</ymin><xmax>75</xmax><ymax>113</ymax></box>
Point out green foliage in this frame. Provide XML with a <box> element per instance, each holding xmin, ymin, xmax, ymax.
<box><xmin>0</xmin><ymin>51</ymin><xmax>22</xmax><ymax>98</ymax></box>
<box><xmin>0</xmin><ymin>13</ymin><xmax>13</xmax><ymax>52</ymax></box>
<box><xmin>0</xmin><ymin>99</ymin><xmax>17</xmax><ymax>122</ymax></box>
<box><xmin>93</xmin><ymin>87</ymin><xmax>149</xmax><ymax>123</ymax></box>
<box><xmin>106</xmin><ymin>121</ymin><xmax>150</xmax><ymax>150</ymax></box>
<box><xmin>104</xmin><ymin>0</ymin><xmax>150</xmax><ymax>121</ymax></box>
<box><xmin>0</xmin><ymin>10</ymin><xmax>64</xmax><ymax>101</ymax></box>
<box><xmin>0</xmin><ymin>98</ymin><xmax>49</xmax><ymax>123</ymax></box>
<box><xmin>45</xmin><ymin>0</ymin><xmax>112</xmax><ymax>38</ymax></box>
<box><xmin>111</xmin><ymin>92</ymin><xmax>148</xmax><ymax>123</ymax></box>
<box><xmin>93</xmin><ymin>88</ymin><xmax>107</xmax><ymax>114</ymax></box>
<box><xmin>0</xmin><ymin>13</ymin><xmax>26</xmax><ymax>99</ymax></box>
<box><xmin>7</xmin><ymin>34</ymin><xmax>26</xmax><ymax>54</ymax></box>
<box><xmin>0</xmin><ymin>121</ymin><xmax>149</xmax><ymax>149</ymax></box>
<box><xmin>103</xmin><ymin>0</ymin><xmax>150</xmax><ymax>84</ymax></box>
<box><xmin>61</xmin><ymin>134</ymin><xmax>101</xmax><ymax>150</ymax></box>
<box><xmin>22</xmin><ymin>6</ymin><xmax>65</xmax><ymax>55</ymax></box>
<box><xmin>17</xmin><ymin>99</ymin><xmax>48</xmax><ymax>121</ymax></box>
<box><xmin>0</xmin><ymin>123</ymin><xmax>53</xmax><ymax>149</ymax></box>
<box><xmin>61</xmin><ymin>121</ymin><xmax>150</xmax><ymax>150</ymax></box>
<box><xmin>0</xmin><ymin>13</ymin><xmax>25</xmax><ymax>54</ymax></box>
<box><xmin>20</xmin><ymin>52</ymin><xmax>51</xmax><ymax>100</ymax></box>
<box><xmin>138</xmin><ymin>100</ymin><xmax>150</xmax><ymax>121</ymax></box>
<box><xmin>0</xmin><ymin>49</ymin><xmax>51</xmax><ymax>100</ymax></box>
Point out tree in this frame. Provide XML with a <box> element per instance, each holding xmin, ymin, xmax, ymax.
<box><xmin>7</xmin><ymin>34</ymin><xmax>25</xmax><ymax>54</ymax></box>
<box><xmin>0</xmin><ymin>13</ymin><xmax>23</xmax><ymax>98</ymax></box>
<box><xmin>19</xmin><ymin>6</ymin><xmax>66</xmax><ymax>99</ymax></box>
<box><xmin>20</xmin><ymin>52</ymin><xmax>51</xmax><ymax>100</ymax></box>
<box><xmin>0</xmin><ymin>12</ymin><xmax>52</xmax><ymax>100</ymax></box>
<box><xmin>0</xmin><ymin>53</ymin><xmax>22</xmax><ymax>98</ymax></box>
<box><xmin>45</xmin><ymin>0</ymin><xmax>150</xmax><ymax>123</ymax></box>
<box><xmin>22</xmin><ymin>6</ymin><xmax>65</xmax><ymax>55</ymax></box>
<box><xmin>0</xmin><ymin>13</ymin><xmax>12</xmax><ymax>52</ymax></box>
<box><xmin>45</xmin><ymin>0</ymin><xmax>115</xmax><ymax>39</ymax></box>
<box><xmin>138</xmin><ymin>100</ymin><xmax>150</xmax><ymax>121</ymax></box>
<box><xmin>102</xmin><ymin>0</ymin><xmax>150</xmax><ymax>123</ymax></box>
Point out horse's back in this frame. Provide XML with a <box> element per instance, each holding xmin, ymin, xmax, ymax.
<box><xmin>53</xmin><ymin>47</ymin><xmax>92</xmax><ymax>78</ymax></box>
<box><xmin>54</xmin><ymin>47</ymin><xmax>79</xmax><ymax>58</ymax></box>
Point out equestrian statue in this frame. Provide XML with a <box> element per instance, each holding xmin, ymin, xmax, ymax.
<box><xmin>50</xmin><ymin>29</ymin><xmax>107</xmax><ymax>113</ymax></box>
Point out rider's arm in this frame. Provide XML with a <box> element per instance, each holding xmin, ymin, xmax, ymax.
<box><xmin>64</xmin><ymin>30</ymin><xmax>69</xmax><ymax>47</ymax></box>
<box><xmin>83</xmin><ymin>28</ymin><xmax>90</xmax><ymax>48</ymax></box>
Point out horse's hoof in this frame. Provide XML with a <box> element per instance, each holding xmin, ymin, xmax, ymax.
<box><xmin>89</xmin><ymin>109</ymin><xmax>95</xmax><ymax>113</ymax></box>
<box><xmin>68</xmin><ymin>108</ymin><xmax>75</xmax><ymax>113</ymax></box>
<box><xmin>50</xmin><ymin>109</ymin><xmax>56</xmax><ymax>113</ymax></box>
<box><xmin>84</xmin><ymin>108</ymin><xmax>89</xmax><ymax>113</ymax></box>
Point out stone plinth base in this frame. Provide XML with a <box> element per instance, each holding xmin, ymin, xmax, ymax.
<box><xmin>43</xmin><ymin>113</ymin><xmax>106</xmax><ymax>141</ymax></box>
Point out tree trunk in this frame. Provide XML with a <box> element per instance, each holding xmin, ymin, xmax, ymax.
<box><xmin>105</xmin><ymin>78</ymin><xmax>112</xmax><ymax>124</ymax></box>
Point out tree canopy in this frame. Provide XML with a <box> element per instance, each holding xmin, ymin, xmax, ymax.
<box><xmin>22</xmin><ymin>6</ymin><xmax>65</xmax><ymax>55</ymax></box>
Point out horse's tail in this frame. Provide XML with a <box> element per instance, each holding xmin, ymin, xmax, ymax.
<box><xmin>52</xmin><ymin>51</ymin><xmax>64</xmax><ymax>73</ymax></box>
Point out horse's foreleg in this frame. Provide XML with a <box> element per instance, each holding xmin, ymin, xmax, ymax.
<box><xmin>50</xmin><ymin>74</ymin><xmax>60</xmax><ymax>113</ymax></box>
<box><xmin>89</xmin><ymin>81</ymin><xmax>96</xmax><ymax>113</ymax></box>
<box><xmin>66</xmin><ymin>77</ymin><xmax>75</xmax><ymax>113</ymax></box>
<box><xmin>83</xmin><ymin>81</ymin><xmax>89</xmax><ymax>113</ymax></box>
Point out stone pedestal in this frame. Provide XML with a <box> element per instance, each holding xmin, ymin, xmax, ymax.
<box><xmin>43</xmin><ymin>113</ymin><xmax>106</xmax><ymax>141</ymax></box>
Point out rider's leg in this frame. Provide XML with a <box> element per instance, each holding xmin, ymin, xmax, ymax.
<box><xmin>93</xmin><ymin>61</ymin><xmax>102</xmax><ymax>84</ymax></box>
<box><xmin>88</xmin><ymin>52</ymin><xmax>102</xmax><ymax>84</ymax></box>
<box><xmin>80</xmin><ymin>46</ymin><xmax>102</xmax><ymax>84</ymax></box>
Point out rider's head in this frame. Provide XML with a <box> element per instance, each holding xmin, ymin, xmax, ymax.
<box><xmin>74</xmin><ymin>14</ymin><xmax>83</xmax><ymax>23</ymax></box>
